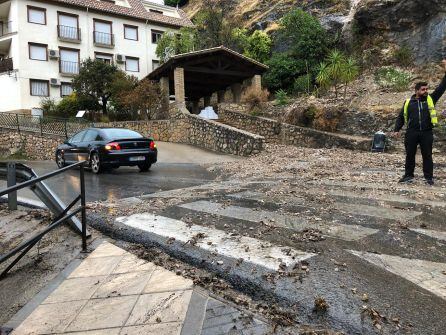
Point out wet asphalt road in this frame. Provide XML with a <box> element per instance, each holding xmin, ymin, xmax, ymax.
<box><xmin>0</xmin><ymin>142</ymin><xmax>239</xmax><ymax>204</ymax></box>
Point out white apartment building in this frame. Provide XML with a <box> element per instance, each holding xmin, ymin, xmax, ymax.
<box><xmin>0</xmin><ymin>0</ymin><xmax>192</xmax><ymax>113</ymax></box>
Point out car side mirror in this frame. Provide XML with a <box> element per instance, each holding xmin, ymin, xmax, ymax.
<box><xmin>64</xmin><ymin>140</ymin><xmax>70</xmax><ymax>145</ymax></box>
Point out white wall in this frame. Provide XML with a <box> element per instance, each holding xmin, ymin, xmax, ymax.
<box><xmin>2</xmin><ymin>0</ymin><xmax>183</xmax><ymax>112</ymax></box>
<box><xmin>0</xmin><ymin>74</ymin><xmax>21</xmax><ymax>112</ymax></box>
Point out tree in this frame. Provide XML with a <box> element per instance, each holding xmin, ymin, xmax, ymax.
<box><xmin>263</xmin><ymin>9</ymin><xmax>330</xmax><ymax>93</ymax></box>
<box><xmin>277</xmin><ymin>9</ymin><xmax>330</xmax><ymax>69</ymax></box>
<box><xmin>119</xmin><ymin>80</ymin><xmax>167</xmax><ymax>120</ymax></box>
<box><xmin>164</xmin><ymin>0</ymin><xmax>188</xmax><ymax>7</ymax></box>
<box><xmin>316</xmin><ymin>50</ymin><xmax>359</xmax><ymax>99</ymax></box>
<box><xmin>263</xmin><ymin>53</ymin><xmax>307</xmax><ymax>93</ymax></box>
<box><xmin>245</xmin><ymin>30</ymin><xmax>272</xmax><ymax>63</ymax></box>
<box><xmin>71</xmin><ymin>59</ymin><xmax>118</xmax><ymax>115</ymax></box>
<box><xmin>156</xmin><ymin>28</ymin><xmax>196</xmax><ymax>63</ymax></box>
<box><xmin>341</xmin><ymin>57</ymin><xmax>359</xmax><ymax>99</ymax></box>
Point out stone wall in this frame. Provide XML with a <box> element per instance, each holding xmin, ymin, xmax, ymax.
<box><xmin>183</xmin><ymin>113</ymin><xmax>263</xmax><ymax>156</ymax></box>
<box><xmin>217</xmin><ymin>105</ymin><xmax>371</xmax><ymax>151</ymax></box>
<box><xmin>0</xmin><ymin>129</ymin><xmax>62</xmax><ymax>160</ymax></box>
<box><xmin>0</xmin><ymin>109</ymin><xmax>265</xmax><ymax>159</ymax></box>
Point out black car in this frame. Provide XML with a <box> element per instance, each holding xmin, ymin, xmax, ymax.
<box><xmin>55</xmin><ymin>128</ymin><xmax>157</xmax><ymax>173</ymax></box>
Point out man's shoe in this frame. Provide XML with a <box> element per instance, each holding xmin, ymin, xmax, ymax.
<box><xmin>425</xmin><ymin>178</ymin><xmax>434</xmax><ymax>186</ymax></box>
<box><xmin>399</xmin><ymin>175</ymin><xmax>414</xmax><ymax>183</ymax></box>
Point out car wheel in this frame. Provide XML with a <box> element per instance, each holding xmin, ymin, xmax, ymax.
<box><xmin>56</xmin><ymin>151</ymin><xmax>65</xmax><ymax>169</ymax></box>
<box><xmin>138</xmin><ymin>162</ymin><xmax>151</xmax><ymax>172</ymax></box>
<box><xmin>90</xmin><ymin>152</ymin><xmax>102</xmax><ymax>174</ymax></box>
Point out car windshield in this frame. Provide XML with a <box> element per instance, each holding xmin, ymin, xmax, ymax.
<box><xmin>103</xmin><ymin>129</ymin><xmax>143</xmax><ymax>140</ymax></box>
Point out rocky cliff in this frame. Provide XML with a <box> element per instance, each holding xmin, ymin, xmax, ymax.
<box><xmin>183</xmin><ymin>0</ymin><xmax>446</xmax><ymax>63</ymax></box>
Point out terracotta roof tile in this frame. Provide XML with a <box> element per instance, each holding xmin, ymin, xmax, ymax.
<box><xmin>44</xmin><ymin>0</ymin><xmax>193</xmax><ymax>28</ymax></box>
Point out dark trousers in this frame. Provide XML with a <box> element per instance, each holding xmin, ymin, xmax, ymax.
<box><xmin>404</xmin><ymin>130</ymin><xmax>434</xmax><ymax>179</ymax></box>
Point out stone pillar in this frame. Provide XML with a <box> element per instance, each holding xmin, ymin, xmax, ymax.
<box><xmin>217</xmin><ymin>90</ymin><xmax>226</xmax><ymax>103</ymax></box>
<box><xmin>159</xmin><ymin>77</ymin><xmax>170</xmax><ymax>104</ymax></box>
<box><xmin>203</xmin><ymin>96</ymin><xmax>211</xmax><ymax>107</ymax></box>
<box><xmin>250</xmin><ymin>75</ymin><xmax>262</xmax><ymax>95</ymax></box>
<box><xmin>174</xmin><ymin>67</ymin><xmax>185</xmax><ymax>104</ymax></box>
<box><xmin>192</xmin><ymin>101</ymin><xmax>200</xmax><ymax>114</ymax></box>
<box><xmin>231</xmin><ymin>83</ymin><xmax>242</xmax><ymax>103</ymax></box>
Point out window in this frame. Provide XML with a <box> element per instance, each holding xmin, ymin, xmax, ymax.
<box><xmin>83</xmin><ymin>130</ymin><xmax>99</xmax><ymax>142</ymax></box>
<box><xmin>152</xmin><ymin>60</ymin><xmax>160</xmax><ymax>71</ymax></box>
<box><xmin>124</xmin><ymin>24</ymin><xmax>138</xmax><ymax>41</ymax></box>
<box><xmin>151</xmin><ymin>30</ymin><xmax>163</xmax><ymax>44</ymax></box>
<box><xmin>95</xmin><ymin>52</ymin><xmax>113</xmax><ymax>64</ymax></box>
<box><xmin>27</xmin><ymin>6</ymin><xmax>46</xmax><ymax>25</ymax></box>
<box><xmin>60</xmin><ymin>82</ymin><xmax>73</xmax><ymax>97</ymax></box>
<box><xmin>59</xmin><ymin>48</ymin><xmax>80</xmax><ymax>74</ymax></box>
<box><xmin>69</xmin><ymin>130</ymin><xmax>87</xmax><ymax>143</ymax></box>
<box><xmin>94</xmin><ymin>19</ymin><xmax>113</xmax><ymax>45</ymax></box>
<box><xmin>30</xmin><ymin>79</ymin><xmax>49</xmax><ymax>97</ymax></box>
<box><xmin>58</xmin><ymin>12</ymin><xmax>79</xmax><ymax>40</ymax></box>
<box><xmin>149</xmin><ymin>9</ymin><xmax>163</xmax><ymax>14</ymax></box>
<box><xmin>125</xmin><ymin>57</ymin><xmax>139</xmax><ymax>72</ymax></box>
<box><xmin>29</xmin><ymin>43</ymin><xmax>47</xmax><ymax>61</ymax></box>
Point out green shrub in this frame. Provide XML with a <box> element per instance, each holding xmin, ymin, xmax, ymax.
<box><xmin>293</xmin><ymin>74</ymin><xmax>312</xmax><ymax>94</ymax></box>
<box><xmin>263</xmin><ymin>53</ymin><xmax>306</xmax><ymax>93</ymax></box>
<box><xmin>55</xmin><ymin>94</ymin><xmax>79</xmax><ymax>118</ymax></box>
<box><xmin>39</xmin><ymin>98</ymin><xmax>57</xmax><ymax>116</ymax></box>
<box><xmin>275</xmin><ymin>89</ymin><xmax>289</xmax><ymax>106</ymax></box>
<box><xmin>375</xmin><ymin>67</ymin><xmax>411</xmax><ymax>92</ymax></box>
<box><xmin>393</xmin><ymin>45</ymin><xmax>413</xmax><ymax>67</ymax></box>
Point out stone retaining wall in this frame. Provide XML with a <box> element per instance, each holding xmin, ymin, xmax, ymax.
<box><xmin>218</xmin><ymin>105</ymin><xmax>371</xmax><ymax>151</ymax></box>
<box><xmin>0</xmin><ymin>109</ymin><xmax>265</xmax><ymax>159</ymax></box>
<box><xmin>183</xmin><ymin>113</ymin><xmax>263</xmax><ymax>156</ymax></box>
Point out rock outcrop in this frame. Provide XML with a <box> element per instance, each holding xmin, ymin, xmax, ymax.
<box><xmin>354</xmin><ymin>0</ymin><xmax>446</xmax><ymax>63</ymax></box>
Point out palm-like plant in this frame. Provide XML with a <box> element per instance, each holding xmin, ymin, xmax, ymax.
<box><xmin>316</xmin><ymin>62</ymin><xmax>331</xmax><ymax>90</ymax></box>
<box><xmin>316</xmin><ymin>50</ymin><xmax>360</xmax><ymax>100</ymax></box>
<box><xmin>326</xmin><ymin>50</ymin><xmax>345</xmax><ymax>98</ymax></box>
<box><xmin>341</xmin><ymin>57</ymin><xmax>359</xmax><ymax>100</ymax></box>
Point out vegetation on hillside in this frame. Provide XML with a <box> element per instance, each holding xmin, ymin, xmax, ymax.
<box><xmin>40</xmin><ymin>59</ymin><xmax>166</xmax><ymax>121</ymax></box>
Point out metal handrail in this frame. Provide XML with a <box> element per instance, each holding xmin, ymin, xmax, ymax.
<box><xmin>93</xmin><ymin>31</ymin><xmax>114</xmax><ymax>46</ymax></box>
<box><xmin>0</xmin><ymin>161</ymin><xmax>88</xmax><ymax>279</ymax></box>
<box><xmin>0</xmin><ymin>58</ymin><xmax>13</xmax><ymax>73</ymax></box>
<box><xmin>57</xmin><ymin>25</ymin><xmax>81</xmax><ymax>41</ymax></box>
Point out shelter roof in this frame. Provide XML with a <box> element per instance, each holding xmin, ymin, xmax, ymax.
<box><xmin>147</xmin><ymin>46</ymin><xmax>268</xmax><ymax>100</ymax></box>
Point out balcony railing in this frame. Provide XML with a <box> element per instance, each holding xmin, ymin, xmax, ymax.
<box><xmin>57</xmin><ymin>25</ymin><xmax>81</xmax><ymax>41</ymax></box>
<box><xmin>0</xmin><ymin>58</ymin><xmax>13</xmax><ymax>73</ymax></box>
<box><xmin>0</xmin><ymin>21</ymin><xmax>14</xmax><ymax>37</ymax></box>
<box><xmin>93</xmin><ymin>31</ymin><xmax>114</xmax><ymax>47</ymax></box>
<box><xmin>59</xmin><ymin>60</ymin><xmax>79</xmax><ymax>75</ymax></box>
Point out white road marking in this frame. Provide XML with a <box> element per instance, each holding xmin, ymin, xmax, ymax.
<box><xmin>229</xmin><ymin>191</ymin><xmax>422</xmax><ymax>221</ymax></box>
<box><xmin>179</xmin><ymin>201</ymin><xmax>378</xmax><ymax>241</ymax></box>
<box><xmin>410</xmin><ymin>228</ymin><xmax>446</xmax><ymax>242</ymax></box>
<box><xmin>348</xmin><ymin>250</ymin><xmax>446</xmax><ymax>300</ymax></box>
<box><xmin>117</xmin><ymin>213</ymin><xmax>316</xmax><ymax>271</ymax></box>
<box><xmin>143</xmin><ymin>181</ymin><xmax>278</xmax><ymax>199</ymax></box>
<box><xmin>305</xmin><ymin>188</ymin><xmax>446</xmax><ymax>208</ymax></box>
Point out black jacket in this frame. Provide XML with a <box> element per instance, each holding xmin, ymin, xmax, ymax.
<box><xmin>394</xmin><ymin>74</ymin><xmax>446</xmax><ymax>132</ymax></box>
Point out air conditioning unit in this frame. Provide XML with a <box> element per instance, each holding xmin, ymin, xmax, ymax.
<box><xmin>115</xmin><ymin>54</ymin><xmax>125</xmax><ymax>63</ymax></box>
<box><xmin>48</xmin><ymin>49</ymin><xmax>59</xmax><ymax>59</ymax></box>
<box><xmin>50</xmin><ymin>78</ymin><xmax>61</xmax><ymax>86</ymax></box>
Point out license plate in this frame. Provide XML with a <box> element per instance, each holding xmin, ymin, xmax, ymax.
<box><xmin>129</xmin><ymin>156</ymin><xmax>145</xmax><ymax>162</ymax></box>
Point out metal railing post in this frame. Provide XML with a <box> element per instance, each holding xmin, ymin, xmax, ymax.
<box><xmin>64</xmin><ymin>120</ymin><xmax>68</xmax><ymax>139</ymax></box>
<box><xmin>16</xmin><ymin>113</ymin><xmax>20</xmax><ymax>134</ymax></box>
<box><xmin>7</xmin><ymin>162</ymin><xmax>17</xmax><ymax>210</ymax></box>
<box><xmin>79</xmin><ymin>163</ymin><xmax>87</xmax><ymax>251</ymax></box>
<box><xmin>39</xmin><ymin>116</ymin><xmax>43</xmax><ymax>136</ymax></box>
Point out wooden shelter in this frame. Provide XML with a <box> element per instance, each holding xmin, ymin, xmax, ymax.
<box><xmin>147</xmin><ymin>46</ymin><xmax>268</xmax><ymax>111</ymax></box>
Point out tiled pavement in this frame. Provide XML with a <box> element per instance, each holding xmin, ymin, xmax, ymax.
<box><xmin>8</xmin><ymin>241</ymin><xmax>269</xmax><ymax>335</ymax></box>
